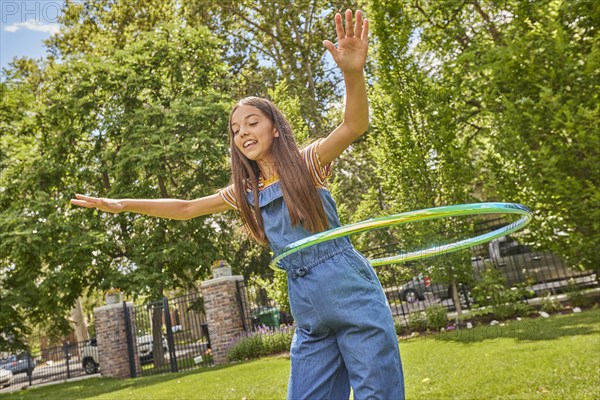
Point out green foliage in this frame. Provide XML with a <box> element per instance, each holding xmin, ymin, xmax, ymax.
<box><xmin>367</xmin><ymin>0</ymin><xmax>599</xmax><ymax>271</ymax></box>
<box><xmin>471</xmin><ymin>269</ymin><xmax>534</xmax><ymax>319</ymax></box>
<box><xmin>394</xmin><ymin>318</ymin><xmax>407</xmax><ymax>336</ymax></box>
<box><xmin>226</xmin><ymin>326</ymin><xmax>294</xmax><ymax>362</ymax></box>
<box><xmin>252</xmin><ymin>273</ymin><xmax>290</xmax><ymax>313</ymax></box>
<box><xmin>0</xmin><ymin>19</ymin><xmax>232</xmax><ymax>350</ymax></box>
<box><xmin>268</xmin><ymin>81</ymin><xmax>311</xmax><ymax>146</ymax></box>
<box><xmin>401</xmin><ymin>305</ymin><xmax>449</xmax><ymax>334</ymax></box>
<box><xmin>226</xmin><ymin>334</ymin><xmax>265</xmax><ymax>362</ymax></box>
<box><xmin>364</xmin><ymin>0</ymin><xmax>479</xmax><ymax>298</ymax></box>
<box><xmin>425</xmin><ymin>305</ymin><xmax>449</xmax><ymax>331</ymax></box>
<box><xmin>180</xmin><ymin>0</ymin><xmax>352</xmax><ymax>135</ymax></box>
<box><xmin>407</xmin><ymin>311</ymin><xmax>428</xmax><ymax>332</ymax></box>
<box><xmin>539</xmin><ymin>293</ymin><xmax>563</xmax><ymax>314</ymax></box>
<box><xmin>566</xmin><ymin>281</ymin><xmax>598</xmax><ymax>309</ymax></box>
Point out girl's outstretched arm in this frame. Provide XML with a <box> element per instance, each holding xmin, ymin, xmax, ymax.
<box><xmin>319</xmin><ymin>9</ymin><xmax>369</xmax><ymax>165</ymax></box>
<box><xmin>70</xmin><ymin>193</ymin><xmax>232</xmax><ymax>220</ymax></box>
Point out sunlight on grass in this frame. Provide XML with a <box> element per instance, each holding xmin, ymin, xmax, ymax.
<box><xmin>2</xmin><ymin>310</ymin><xmax>598</xmax><ymax>400</ymax></box>
<box><xmin>401</xmin><ymin>310</ymin><xmax>600</xmax><ymax>399</ymax></box>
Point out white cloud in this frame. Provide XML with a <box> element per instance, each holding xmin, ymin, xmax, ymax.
<box><xmin>4</xmin><ymin>19</ymin><xmax>60</xmax><ymax>34</ymax></box>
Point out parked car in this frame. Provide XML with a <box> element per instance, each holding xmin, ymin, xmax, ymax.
<box><xmin>472</xmin><ymin>236</ymin><xmax>596</xmax><ymax>291</ymax></box>
<box><xmin>81</xmin><ymin>334</ymin><xmax>169</xmax><ymax>372</ymax></box>
<box><xmin>0</xmin><ymin>368</ymin><xmax>13</xmax><ymax>388</ymax></box>
<box><xmin>81</xmin><ymin>338</ymin><xmax>100</xmax><ymax>374</ymax></box>
<box><xmin>0</xmin><ymin>353</ymin><xmax>36</xmax><ymax>375</ymax></box>
<box><xmin>398</xmin><ymin>275</ymin><xmax>469</xmax><ymax>304</ymax></box>
<box><xmin>137</xmin><ymin>334</ymin><xmax>168</xmax><ymax>364</ymax></box>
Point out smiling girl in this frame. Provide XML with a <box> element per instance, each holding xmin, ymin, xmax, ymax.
<box><xmin>72</xmin><ymin>10</ymin><xmax>404</xmax><ymax>399</ymax></box>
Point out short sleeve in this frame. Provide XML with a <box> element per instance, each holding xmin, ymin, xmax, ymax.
<box><xmin>218</xmin><ymin>184</ymin><xmax>238</xmax><ymax>210</ymax></box>
<box><xmin>301</xmin><ymin>139</ymin><xmax>332</xmax><ymax>187</ymax></box>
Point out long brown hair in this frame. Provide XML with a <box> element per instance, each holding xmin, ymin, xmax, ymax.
<box><xmin>228</xmin><ymin>97</ymin><xmax>329</xmax><ymax>243</ymax></box>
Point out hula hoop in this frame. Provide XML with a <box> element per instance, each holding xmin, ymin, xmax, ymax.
<box><xmin>270</xmin><ymin>202</ymin><xmax>532</xmax><ymax>270</ymax></box>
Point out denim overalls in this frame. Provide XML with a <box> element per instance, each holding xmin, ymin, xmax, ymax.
<box><xmin>248</xmin><ymin>182</ymin><xmax>405</xmax><ymax>400</ymax></box>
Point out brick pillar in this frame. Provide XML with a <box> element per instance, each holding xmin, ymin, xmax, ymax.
<box><xmin>201</xmin><ymin>275</ymin><xmax>247</xmax><ymax>365</ymax></box>
<box><xmin>93</xmin><ymin>302</ymin><xmax>139</xmax><ymax>378</ymax></box>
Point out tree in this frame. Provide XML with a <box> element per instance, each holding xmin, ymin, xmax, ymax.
<box><xmin>182</xmin><ymin>0</ymin><xmax>356</xmax><ymax>135</ymax></box>
<box><xmin>362</xmin><ymin>0</ymin><xmax>599</xmax><ymax>313</ymax></box>
<box><xmin>372</xmin><ymin>0</ymin><xmax>598</xmax><ymax>271</ymax></box>
<box><xmin>0</xmin><ymin>22</ymin><xmax>232</xmax><ymax>351</ymax></box>
<box><xmin>1</xmin><ymin>59</ymin><xmax>59</xmax><ymax>351</ymax></box>
<box><xmin>363</xmin><ymin>0</ymin><xmax>478</xmax><ymax>314</ymax></box>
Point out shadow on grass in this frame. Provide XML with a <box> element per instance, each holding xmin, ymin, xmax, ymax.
<box><xmin>425</xmin><ymin>309</ymin><xmax>600</xmax><ymax>344</ymax></box>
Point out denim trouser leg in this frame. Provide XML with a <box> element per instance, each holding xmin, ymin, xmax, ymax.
<box><xmin>287</xmin><ymin>328</ymin><xmax>350</xmax><ymax>400</ymax></box>
<box><xmin>285</xmin><ymin>246</ymin><xmax>405</xmax><ymax>400</ymax></box>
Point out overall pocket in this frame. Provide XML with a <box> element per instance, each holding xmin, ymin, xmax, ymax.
<box><xmin>342</xmin><ymin>249</ymin><xmax>375</xmax><ymax>284</ymax></box>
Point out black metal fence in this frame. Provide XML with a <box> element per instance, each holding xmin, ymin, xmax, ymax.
<box><xmin>4</xmin><ymin>235</ymin><xmax>596</xmax><ymax>390</ymax></box>
<box><xmin>236</xmin><ymin>276</ymin><xmax>293</xmax><ymax>332</ymax></box>
<box><xmin>127</xmin><ymin>292</ymin><xmax>212</xmax><ymax>377</ymax></box>
<box><xmin>0</xmin><ymin>339</ymin><xmax>93</xmax><ymax>392</ymax></box>
<box><xmin>237</xmin><ymin>235</ymin><xmax>598</xmax><ymax>333</ymax></box>
<box><xmin>363</xmin><ymin>236</ymin><xmax>598</xmax><ymax>325</ymax></box>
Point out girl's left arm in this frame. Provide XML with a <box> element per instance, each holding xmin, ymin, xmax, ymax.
<box><xmin>318</xmin><ymin>9</ymin><xmax>369</xmax><ymax>165</ymax></box>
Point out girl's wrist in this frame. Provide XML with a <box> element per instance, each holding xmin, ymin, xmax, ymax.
<box><xmin>342</xmin><ymin>69</ymin><xmax>365</xmax><ymax>78</ymax></box>
<box><xmin>116</xmin><ymin>199</ymin><xmax>126</xmax><ymax>213</ymax></box>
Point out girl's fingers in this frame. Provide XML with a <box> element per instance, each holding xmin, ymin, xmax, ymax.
<box><xmin>335</xmin><ymin>13</ymin><xmax>344</xmax><ymax>41</ymax></box>
<box><xmin>354</xmin><ymin>10</ymin><xmax>363</xmax><ymax>39</ymax></box>
<box><xmin>75</xmin><ymin>194</ymin><xmax>97</xmax><ymax>202</ymax></box>
<box><xmin>323</xmin><ymin>40</ymin><xmax>337</xmax><ymax>57</ymax></box>
<box><xmin>344</xmin><ymin>9</ymin><xmax>354</xmax><ymax>37</ymax></box>
<box><xmin>361</xmin><ymin>18</ymin><xmax>369</xmax><ymax>42</ymax></box>
<box><xmin>70</xmin><ymin>199</ymin><xmax>93</xmax><ymax>208</ymax></box>
<box><xmin>71</xmin><ymin>194</ymin><xmax>102</xmax><ymax>208</ymax></box>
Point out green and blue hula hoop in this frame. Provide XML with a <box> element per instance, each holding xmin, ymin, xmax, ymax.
<box><xmin>270</xmin><ymin>202</ymin><xmax>533</xmax><ymax>270</ymax></box>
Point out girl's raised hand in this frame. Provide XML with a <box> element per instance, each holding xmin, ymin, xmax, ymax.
<box><xmin>70</xmin><ymin>194</ymin><xmax>124</xmax><ymax>213</ymax></box>
<box><xmin>323</xmin><ymin>9</ymin><xmax>368</xmax><ymax>74</ymax></box>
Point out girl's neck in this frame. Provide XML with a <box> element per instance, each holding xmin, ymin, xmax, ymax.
<box><xmin>257</xmin><ymin>159</ymin><xmax>278</xmax><ymax>181</ymax></box>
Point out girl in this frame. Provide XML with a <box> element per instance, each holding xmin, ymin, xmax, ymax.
<box><xmin>72</xmin><ymin>10</ymin><xmax>404</xmax><ymax>400</ymax></box>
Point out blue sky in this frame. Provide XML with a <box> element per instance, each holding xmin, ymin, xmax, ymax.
<box><xmin>1</xmin><ymin>1</ymin><xmax>66</xmax><ymax>74</ymax></box>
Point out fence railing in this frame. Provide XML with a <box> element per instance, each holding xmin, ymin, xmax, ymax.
<box><xmin>239</xmin><ymin>240</ymin><xmax>598</xmax><ymax>333</ymax></box>
<box><xmin>128</xmin><ymin>292</ymin><xmax>212</xmax><ymax>377</ymax></box>
<box><xmin>6</xmin><ymin>242</ymin><xmax>596</xmax><ymax>389</ymax></box>
<box><xmin>0</xmin><ymin>339</ymin><xmax>93</xmax><ymax>390</ymax></box>
<box><xmin>236</xmin><ymin>277</ymin><xmax>293</xmax><ymax>332</ymax></box>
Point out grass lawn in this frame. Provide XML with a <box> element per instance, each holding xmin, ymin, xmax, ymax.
<box><xmin>2</xmin><ymin>309</ymin><xmax>599</xmax><ymax>400</ymax></box>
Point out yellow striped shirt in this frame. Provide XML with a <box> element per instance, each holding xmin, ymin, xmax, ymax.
<box><xmin>218</xmin><ymin>139</ymin><xmax>331</xmax><ymax>210</ymax></box>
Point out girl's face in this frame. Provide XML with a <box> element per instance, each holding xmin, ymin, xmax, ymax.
<box><xmin>231</xmin><ymin>104</ymin><xmax>279</xmax><ymax>163</ymax></box>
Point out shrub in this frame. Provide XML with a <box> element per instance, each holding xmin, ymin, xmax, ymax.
<box><xmin>394</xmin><ymin>318</ymin><xmax>409</xmax><ymax>336</ymax></box>
<box><xmin>566</xmin><ymin>280</ymin><xmax>598</xmax><ymax>308</ymax></box>
<box><xmin>471</xmin><ymin>269</ymin><xmax>534</xmax><ymax>319</ymax></box>
<box><xmin>407</xmin><ymin>311</ymin><xmax>428</xmax><ymax>332</ymax></box>
<box><xmin>262</xmin><ymin>325</ymin><xmax>294</xmax><ymax>354</ymax></box>
<box><xmin>426</xmin><ymin>305</ymin><xmax>449</xmax><ymax>331</ymax></box>
<box><xmin>539</xmin><ymin>293</ymin><xmax>563</xmax><ymax>313</ymax></box>
<box><xmin>226</xmin><ymin>333</ymin><xmax>265</xmax><ymax>362</ymax></box>
<box><xmin>226</xmin><ymin>325</ymin><xmax>294</xmax><ymax>362</ymax></box>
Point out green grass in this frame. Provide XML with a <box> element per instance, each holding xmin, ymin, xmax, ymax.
<box><xmin>401</xmin><ymin>309</ymin><xmax>600</xmax><ymax>399</ymax></box>
<box><xmin>2</xmin><ymin>310</ymin><xmax>599</xmax><ymax>400</ymax></box>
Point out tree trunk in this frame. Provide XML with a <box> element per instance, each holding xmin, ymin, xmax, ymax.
<box><xmin>70</xmin><ymin>297</ymin><xmax>89</xmax><ymax>342</ymax></box>
<box><xmin>152</xmin><ymin>305</ymin><xmax>166</xmax><ymax>367</ymax></box>
<box><xmin>450</xmin><ymin>278</ymin><xmax>463</xmax><ymax>318</ymax></box>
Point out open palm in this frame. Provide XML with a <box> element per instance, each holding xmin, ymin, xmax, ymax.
<box><xmin>71</xmin><ymin>194</ymin><xmax>124</xmax><ymax>213</ymax></box>
<box><xmin>323</xmin><ymin>10</ymin><xmax>369</xmax><ymax>74</ymax></box>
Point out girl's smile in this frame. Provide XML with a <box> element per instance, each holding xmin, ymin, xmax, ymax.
<box><xmin>231</xmin><ymin>104</ymin><xmax>279</xmax><ymax>168</ymax></box>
